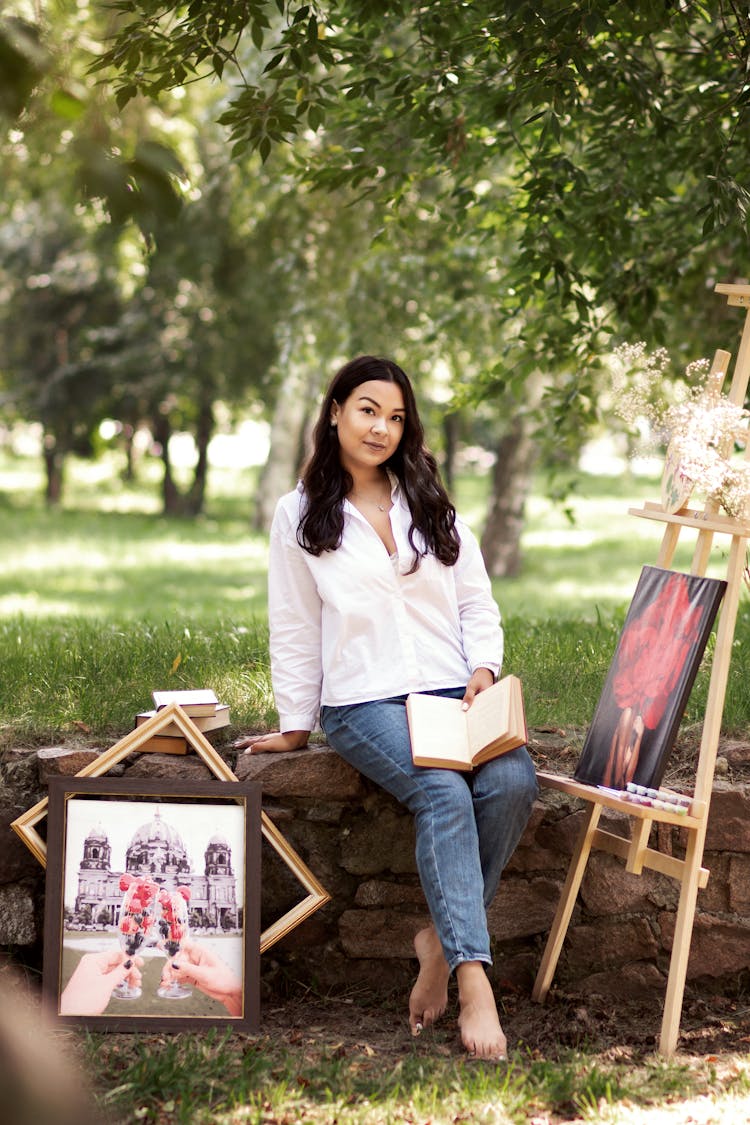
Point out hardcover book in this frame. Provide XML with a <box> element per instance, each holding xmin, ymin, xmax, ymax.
<box><xmin>137</xmin><ymin>734</ymin><xmax>189</xmax><ymax>755</ymax></box>
<box><xmin>136</xmin><ymin>703</ymin><xmax>230</xmax><ymax>735</ymax></box>
<box><xmin>406</xmin><ymin>674</ymin><xmax>527</xmax><ymax>771</ymax></box>
<box><xmin>151</xmin><ymin>689</ymin><xmax>219</xmax><ymax>717</ymax></box>
<box><xmin>573</xmin><ymin>566</ymin><xmax>726</xmax><ymax>791</ymax></box>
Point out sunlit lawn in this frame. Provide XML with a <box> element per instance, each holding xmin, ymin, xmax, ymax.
<box><xmin>0</xmin><ymin>448</ymin><xmax>727</xmax><ymax>623</ymax></box>
<box><xmin>1</xmin><ymin>447</ymin><xmax>748</xmax><ymax>743</ymax></box>
<box><xmin>0</xmin><ymin>454</ymin><xmax>269</xmax><ymax>621</ymax></box>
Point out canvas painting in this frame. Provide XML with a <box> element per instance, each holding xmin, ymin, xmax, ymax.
<box><xmin>573</xmin><ymin>566</ymin><xmax>727</xmax><ymax>791</ymax></box>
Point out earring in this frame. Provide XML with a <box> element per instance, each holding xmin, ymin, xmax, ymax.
<box><xmin>330</xmin><ymin>419</ymin><xmax>337</xmax><ymax>428</ymax></box>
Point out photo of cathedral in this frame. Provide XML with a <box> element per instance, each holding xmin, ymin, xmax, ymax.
<box><xmin>69</xmin><ymin>804</ymin><xmax>241</xmax><ymax>932</ymax></box>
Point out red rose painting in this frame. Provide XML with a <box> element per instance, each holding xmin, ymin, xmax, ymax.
<box><xmin>574</xmin><ymin>567</ymin><xmax>726</xmax><ymax>790</ymax></box>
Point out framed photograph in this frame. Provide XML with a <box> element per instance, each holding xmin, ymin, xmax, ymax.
<box><xmin>573</xmin><ymin>566</ymin><xmax>726</xmax><ymax>791</ymax></box>
<box><xmin>43</xmin><ymin>776</ymin><xmax>261</xmax><ymax>1032</ymax></box>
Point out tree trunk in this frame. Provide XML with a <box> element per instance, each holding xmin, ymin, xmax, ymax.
<box><xmin>442</xmin><ymin>412</ymin><xmax>459</xmax><ymax>492</ymax></box>
<box><xmin>480</xmin><ymin>417</ymin><xmax>539</xmax><ymax>578</ymax></box>
<box><xmin>185</xmin><ymin>400</ymin><xmax>214</xmax><ymax>517</ymax></box>
<box><xmin>253</xmin><ymin>337</ymin><xmax>324</xmax><ymax>532</ymax></box>
<box><xmin>153</xmin><ymin>413</ymin><xmax>181</xmax><ymax>515</ymax></box>
<box><xmin>43</xmin><ymin>432</ymin><xmax>65</xmax><ymax>507</ymax></box>
<box><xmin>121</xmin><ymin>425</ymin><xmax>135</xmax><ymax>482</ymax></box>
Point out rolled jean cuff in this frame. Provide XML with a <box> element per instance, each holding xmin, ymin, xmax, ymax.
<box><xmin>447</xmin><ymin>951</ymin><xmax>493</xmax><ymax>974</ymax></box>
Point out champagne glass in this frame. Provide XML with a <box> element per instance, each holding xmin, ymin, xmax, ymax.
<box><xmin>156</xmin><ymin>886</ymin><xmax>192</xmax><ymax>1000</ymax></box>
<box><xmin>111</xmin><ymin>874</ymin><xmax>158</xmax><ymax>1001</ymax></box>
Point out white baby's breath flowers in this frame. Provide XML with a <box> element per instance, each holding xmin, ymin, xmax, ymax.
<box><xmin>609</xmin><ymin>343</ymin><xmax>750</xmax><ymax>520</ymax></box>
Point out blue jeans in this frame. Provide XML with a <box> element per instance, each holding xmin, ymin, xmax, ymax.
<box><xmin>320</xmin><ymin>688</ymin><xmax>538</xmax><ymax>973</ymax></box>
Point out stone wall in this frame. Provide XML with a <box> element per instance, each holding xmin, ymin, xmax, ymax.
<box><xmin>3</xmin><ymin>735</ymin><xmax>750</xmax><ymax>1000</ymax></box>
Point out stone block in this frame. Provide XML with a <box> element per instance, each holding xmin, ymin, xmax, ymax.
<box><xmin>489</xmin><ymin>948</ymin><xmax>539</xmax><ymax>990</ymax></box>
<box><xmin>581</xmin><ymin>854</ymin><xmax>677</xmax><ymax>916</ymax></box>
<box><xmin>517</xmin><ymin>800</ymin><xmax>547</xmax><ymax>840</ymax></box>
<box><xmin>340</xmin><ymin>806</ymin><xmax>416</xmax><ymax>876</ymax></box>
<box><xmin>705</xmin><ymin>786</ymin><xmax>750</xmax><ymax>852</ymax></box>
<box><xmin>339</xmin><ymin>909</ymin><xmax>427</xmax><ymax>959</ymax></box>
<box><xmin>576</xmin><ymin>960</ymin><xmax>666</xmax><ymax>999</ymax></box>
<box><xmin>0</xmin><ymin>805</ymin><xmax>43</xmax><ymax>884</ymax></box>
<box><xmin>728</xmin><ymin>854</ymin><xmax>750</xmax><ymax>914</ymax></box>
<box><xmin>235</xmin><ymin>745</ymin><xmax>365</xmax><ymax>800</ymax></box>
<box><xmin>507</xmin><ymin>840</ymin><xmax>571</xmax><ymax>874</ymax></box>
<box><xmin>1</xmin><ymin>749</ymin><xmax>42</xmax><ymax>794</ymax></box>
<box><xmin>697</xmin><ymin>853</ymin><xmax>730</xmax><ymax>913</ymax></box>
<box><xmin>722</xmin><ymin>740</ymin><xmax>750</xmax><ymax>768</ymax></box>
<box><xmin>36</xmin><ymin>746</ymin><xmax>102</xmax><ymax>781</ymax></box>
<box><xmin>565</xmin><ymin>917</ymin><xmax>659</xmax><ymax>974</ymax></box>
<box><xmin>0</xmin><ymin>885</ymin><xmax>36</xmax><ymax>944</ymax></box>
<box><xmin>660</xmin><ymin>911</ymin><xmax>750</xmax><ymax>979</ymax></box>
<box><xmin>123</xmin><ymin>754</ymin><xmax>214</xmax><ymax>779</ymax></box>
<box><xmin>354</xmin><ymin>879</ymin><xmax>425</xmax><ymax>908</ymax></box>
<box><xmin>487</xmin><ymin>876</ymin><xmax>563</xmax><ymax>940</ymax></box>
<box><xmin>534</xmin><ymin>807</ymin><xmax>590</xmax><ymax>857</ymax></box>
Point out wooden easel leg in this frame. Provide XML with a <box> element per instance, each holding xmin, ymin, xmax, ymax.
<box><xmin>532</xmin><ymin>802</ymin><xmax>602</xmax><ymax>1002</ymax></box>
<box><xmin>659</xmin><ymin>829</ymin><xmax>703</xmax><ymax>1056</ymax></box>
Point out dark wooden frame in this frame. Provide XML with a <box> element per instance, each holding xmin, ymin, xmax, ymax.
<box><xmin>43</xmin><ymin>775</ymin><xmax>261</xmax><ymax>1033</ymax></box>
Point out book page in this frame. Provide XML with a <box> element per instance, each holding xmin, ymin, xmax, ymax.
<box><xmin>465</xmin><ymin>678</ymin><xmax>512</xmax><ymax>758</ymax></box>
<box><xmin>406</xmin><ymin>694</ymin><xmax>471</xmax><ymax>765</ymax></box>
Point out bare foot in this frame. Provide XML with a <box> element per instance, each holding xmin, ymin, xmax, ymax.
<box><xmin>456</xmin><ymin>962</ymin><xmax>507</xmax><ymax>1061</ymax></box>
<box><xmin>409</xmin><ymin>926</ymin><xmax>450</xmax><ymax>1036</ymax></box>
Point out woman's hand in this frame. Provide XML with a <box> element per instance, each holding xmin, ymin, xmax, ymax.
<box><xmin>59</xmin><ymin>950</ymin><xmax>143</xmax><ymax>1016</ymax></box>
<box><xmin>233</xmin><ymin>730</ymin><xmax>310</xmax><ymax>753</ymax></box>
<box><xmin>161</xmin><ymin>939</ymin><xmax>243</xmax><ymax>1016</ymax></box>
<box><xmin>461</xmin><ymin>668</ymin><xmax>495</xmax><ymax>711</ymax></box>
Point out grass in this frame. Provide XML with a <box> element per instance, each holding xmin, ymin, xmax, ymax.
<box><xmin>80</xmin><ymin>1017</ymin><xmax>750</xmax><ymax>1124</ymax></box>
<box><xmin>3</xmin><ymin>446</ymin><xmax>750</xmax><ymax>1123</ymax></box>
<box><xmin>1</xmin><ymin>449</ymin><xmax>749</xmax><ymax>746</ymax></box>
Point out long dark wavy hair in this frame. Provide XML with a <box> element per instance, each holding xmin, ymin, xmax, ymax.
<box><xmin>298</xmin><ymin>355</ymin><xmax>460</xmax><ymax>572</ymax></box>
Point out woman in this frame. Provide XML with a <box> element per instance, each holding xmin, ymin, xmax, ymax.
<box><xmin>237</xmin><ymin>355</ymin><xmax>537</xmax><ymax>1060</ymax></box>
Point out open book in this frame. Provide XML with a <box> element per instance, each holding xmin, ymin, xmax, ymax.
<box><xmin>406</xmin><ymin>675</ymin><xmax>527</xmax><ymax>771</ymax></box>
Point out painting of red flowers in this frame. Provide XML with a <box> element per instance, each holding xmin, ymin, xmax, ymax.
<box><xmin>574</xmin><ymin>567</ymin><xmax>727</xmax><ymax>790</ymax></box>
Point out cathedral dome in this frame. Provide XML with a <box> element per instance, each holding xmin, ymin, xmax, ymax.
<box><xmin>85</xmin><ymin>824</ymin><xmax>109</xmax><ymax>844</ymax></box>
<box><xmin>129</xmin><ymin>808</ymin><xmax>186</xmax><ymax>852</ymax></box>
<box><xmin>207</xmin><ymin>833</ymin><xmax>229</xmax><ymax>848</ymax></box>
<box><xmin>125</xmin><ymin>807</ymin><xmax>190</xmax><ymax>874</ymax></box>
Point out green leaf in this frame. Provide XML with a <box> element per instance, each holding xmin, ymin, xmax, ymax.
<box><xmin>308</xmin><ymin>103</ymin><xmax>325</xmax><ymax>130</ymax></box>
<box><xmin>263</xmin><ymin>51</ymin><xmax>286</xmax><ymax>73</ymax></box>
<box><xmin>49</xmin><ymin>88</ymin><xmax>85</xmax><ymax>121</ymax></box>
<box><xmin>115</xmin><ymin>84</ymin><xmax>137</xmax><ymax>110</ymax></box>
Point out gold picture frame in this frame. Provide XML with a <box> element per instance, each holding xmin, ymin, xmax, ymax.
<box><xmin>11</xmin><ymin>701</ymin><xmax>330</xmax><ymax>952</ymax></box>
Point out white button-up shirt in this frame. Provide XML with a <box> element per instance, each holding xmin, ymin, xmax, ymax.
<box><xmin>268</xmin><ymin>480</ymin><xmax>504</xmax><ymax>732</ymax></box>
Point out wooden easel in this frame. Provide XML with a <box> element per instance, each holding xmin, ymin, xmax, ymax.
<box><xmin>532</xmin><ymin>282</ymin><xmax>750</xmax><ymax>1056</ymax></box>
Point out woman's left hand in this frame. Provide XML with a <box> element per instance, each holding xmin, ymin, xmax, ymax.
<box><xmin>461</xmin><ymin>668</ymin><xmax>495</xmax><ymax>710</ymax></box>
<box><xmin>232</xmin><ymin>730</ymin><xmax>310</xmax><ymax>753</ymax></box>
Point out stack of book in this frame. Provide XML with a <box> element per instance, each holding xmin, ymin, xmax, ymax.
<box><xmin>135</xmin><ymin>689</ymin><xmax>230</xmax><ymax>754</ymax></box>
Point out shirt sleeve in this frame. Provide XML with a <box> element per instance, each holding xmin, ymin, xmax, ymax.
<box><xmin>453</xmin><ymin>518</ymin><xmax>504</xmax><ymax>679</ymax></box>
<box><xmin>267</xmin><ymin>497</ymin><xmax>323</xmax><ymax>732</ymax></box>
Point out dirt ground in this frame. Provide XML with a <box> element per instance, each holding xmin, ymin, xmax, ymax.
<box><xmin>259</xmin><ymin>977</ymin><xmax>750</xmax><ymax>1064</ymax></box>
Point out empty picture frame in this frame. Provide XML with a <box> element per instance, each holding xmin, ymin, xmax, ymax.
<box><xmin>11</xmin><ymin>701</ymin><xmax>330</xmax><ymax>952</ymax></box>
<box><xmin>43</xmin><ymin>775</ymin><xmax>261</xmax><ymax>1032</ymax></box>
